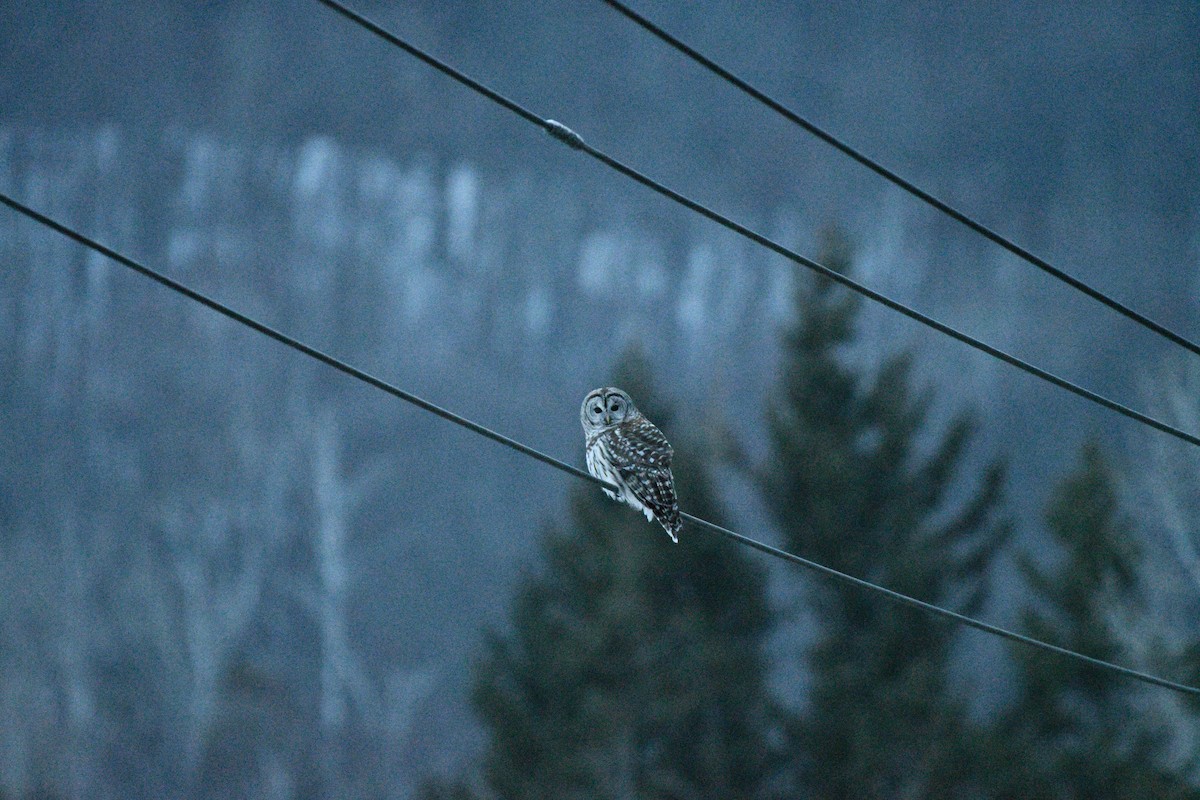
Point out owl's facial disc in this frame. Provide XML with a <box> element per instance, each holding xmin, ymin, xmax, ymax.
<box><xmin>582</xmin><ymin>388</ymin><xmax>631</xmax><ymax>430</ymax></box>
<box><xmin>604</xmin><ymin>393</ymin><xmax>623</xmax><ymax>424</ymax></box>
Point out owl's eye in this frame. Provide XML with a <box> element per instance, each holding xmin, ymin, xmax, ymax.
<box><xmin>592</xmin><ymin>405</ymin><xmax>602</xmax><ymax>415</ymax></box>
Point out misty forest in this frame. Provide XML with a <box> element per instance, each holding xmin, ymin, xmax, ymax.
<box><xmin>2</xmin><ymin>1</ymin><xmax>1199</xmax><ymax>798</ymax></box>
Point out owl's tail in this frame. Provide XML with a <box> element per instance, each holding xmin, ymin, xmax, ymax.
<box><xmin>659</xmin><ymin>508</ymin><xmax>682</xmax><ymax>543</ymax></box>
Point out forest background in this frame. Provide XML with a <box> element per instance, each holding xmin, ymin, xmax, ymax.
<box><xmin>2</xmin><ymin>1</ymin><xmax>1198</xmax><ymax>797</ymax></box>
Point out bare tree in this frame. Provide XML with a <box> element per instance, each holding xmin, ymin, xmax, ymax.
<box><xmin>112</xmin><ymin>311</ymin><xmax>302</xmax><ymax>794</ymax></box>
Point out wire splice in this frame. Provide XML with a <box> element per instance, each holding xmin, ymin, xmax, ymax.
<box><xmin>3</xmin><ymin>189</ymin><xmax>1197</xmax><ymax>697</ymax></box>
<box><xmin>545</xmin><ymin>120</ymin><xmax>587</xmax><ymax>150</ymax></box>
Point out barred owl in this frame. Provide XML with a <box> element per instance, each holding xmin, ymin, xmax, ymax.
<box><xmin>581</xmin><ymin>387</ymin><xmax>683</xmax><ymax>542</ymax></box>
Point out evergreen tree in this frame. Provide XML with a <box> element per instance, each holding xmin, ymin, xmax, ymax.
<box><xmin>464</xmin><ymin>348</ymin><xmax>781</xmax><ymax>800</ymax></box>
<box><xmin>989</xmin><ymin>442</ymin><xmax>1200</xmax><ymax>798</ymax></box>
<box><xmin>759</xmin><ymin>231</ymin><xmax>1009</xmax><ymax>798</ymax></box>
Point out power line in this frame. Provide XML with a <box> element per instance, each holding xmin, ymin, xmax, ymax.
<box><xmin>598</xmin><ymin>0</ymin><xmax>1200</xmax><ymax>359</ymax></box>
<box><xmin>313</xmin><ymin>0</ymin><xmax>1200</xmax><ymax>453</ymax></box>
<box><xmin>3</xmin><ymin>190</ymin><xmax>1197</xmax><ymax>696</ymax></box>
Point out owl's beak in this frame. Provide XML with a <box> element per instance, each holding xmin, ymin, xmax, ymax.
<box><xmin>603</xmin><ymin>413</ymin><xmax>612</xmax><ymax>425</ymax></box>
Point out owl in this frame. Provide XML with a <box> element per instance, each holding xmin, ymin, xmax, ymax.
<box><xmin>581</xmin><ymin>387</ymin><xmax>683</xmax><ymax>542</ymax></box>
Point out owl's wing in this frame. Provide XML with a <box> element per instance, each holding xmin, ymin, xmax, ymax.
<box><xmin>618</xmin><ymin>463</ymin><xmax>679</xmax><ymax>515</ymax></box>
<box><xmin>608</xmin><ymin>419</ymin><xmax>681</xmax><ymax>538</ymax></box>
<box><xmin>606</xmin><ymin>418</ymin><xmax>674</xmax><ymax>470</ymax></box>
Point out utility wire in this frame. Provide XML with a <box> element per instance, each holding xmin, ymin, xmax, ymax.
<box><xmin>313</xmin><ymin>0</ymin><xmax>1200</xmax><ymax>452</ymax></box>
<box><xmin>2</xmin><ymin>190</ymin><xmax>1196</xmax><ymax>696</ymax></box>
<box><xmin>599</xmin><ymin>0</ymin><xmax>1200</xmax><ymax>359</ymax></box>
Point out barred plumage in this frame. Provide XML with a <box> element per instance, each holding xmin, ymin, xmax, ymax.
<box><xmin>581</xmin><ymin>387</ymin><xmax>683</xmax><ymax>542</ymax></box>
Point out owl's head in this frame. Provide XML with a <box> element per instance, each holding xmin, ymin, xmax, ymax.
<box><xmin>581</xmin><ymin>387</ymin><xmax>638</xmax><ymax>433</ymax></box>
